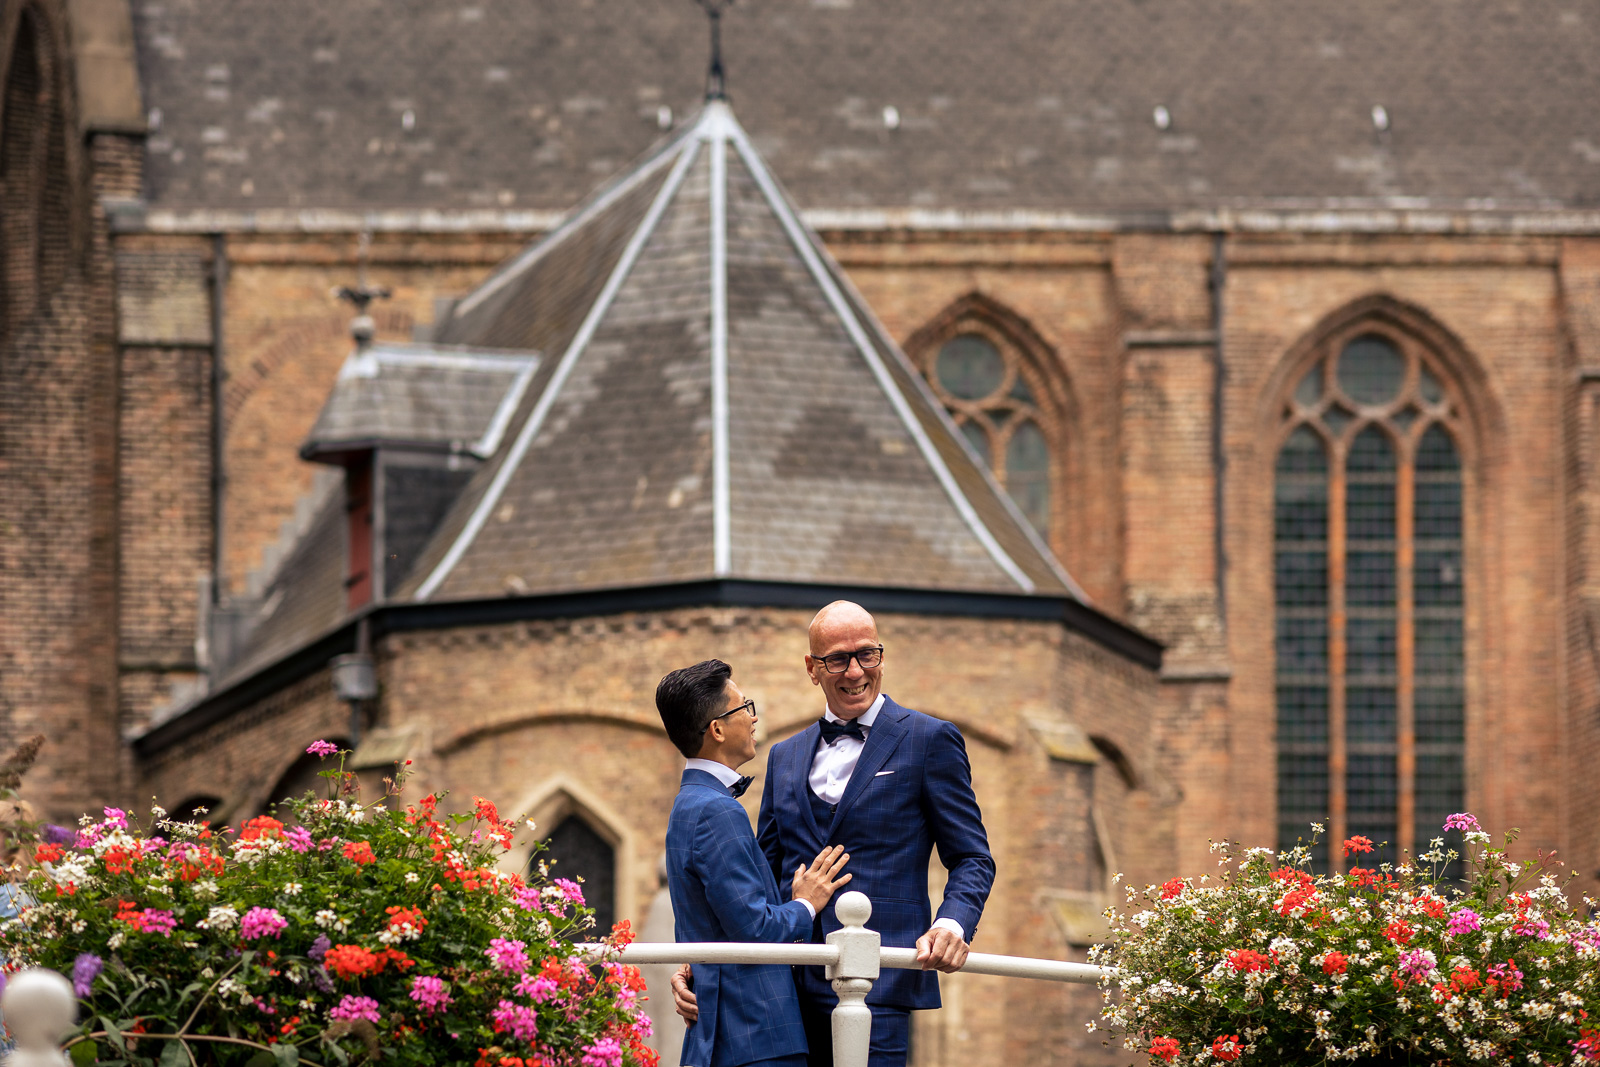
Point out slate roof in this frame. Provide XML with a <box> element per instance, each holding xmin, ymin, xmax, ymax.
<box><xmin>300</xmin><ymin>344</ymin><xmax>540</xmax><ymax>462</ymax></box>
<box><xmin>131</xmin><ymin>0</ymin><xmax>1600</xmax><ymax>219</ymax></box>
<box><xmin>399</xmin><ymin>102</ymin><xmax>1078</xmax><ymax>602</ymax></box>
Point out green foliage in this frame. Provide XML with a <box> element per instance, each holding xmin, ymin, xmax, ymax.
<box><xmin>1092</xmin><ymin>819</ymin><xmax>1600</xmax><ymax>1065</ymax></box>
<box><xmin>0</xmin><ymin>749</ymin><xmax>655</xmax><ymax>1067</ymax></box>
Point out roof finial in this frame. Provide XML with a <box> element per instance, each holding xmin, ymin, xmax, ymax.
<box><xmin>332</xmin><ymin>231</ymin><xmax>392</xmax><ymax>350</ymax></box>
<box><xmin>693</xmin><ymin>0</ymin><xmax>734</xmax><ymax>101</ymax></box>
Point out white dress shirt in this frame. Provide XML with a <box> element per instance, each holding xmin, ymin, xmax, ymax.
<box><xmin>807</xmin><ymin>695</ymin><xmax>964</xmax><ymax>941</ymax></box>
<box><xmin>685</xmin><ymin>757</ymin><xmax>815</xmax><ymax>919</ymax></box>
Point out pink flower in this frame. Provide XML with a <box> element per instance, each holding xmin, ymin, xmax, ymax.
<box><xmin>241</xmin><ymin>906</ymin><xmax>288</xmax><ymax>940</ymax></box>
<box><xmin>140</xmin><ymin>909</ymin><xmax>179</xmax><ymax>937</ymax></box>
<box><xmin>553</xmin><ymin>878</ymin><xmax>585</xmax><ymax>906</ymax></box>
<box><xmin>103</xmin><ymin>807</ymin><xmax>129</xmax><ymax>830</ymax></box>
<box><xmin>318</xmin><ymin>837</ymin><xmax>340</xmax><ymax>851</ymax></box>
<box><xmin>514</xmin><ymin>974</ymin><xmax>559</xmax><ymax>1002</ymax></box>
<box><xmin>1512</xmin><ymin>915</ymin><xmax>1550</xmax><ymax>940</ymax></box>
<box><xmin>486</xmin><ymin>937</ymin><xmax>529</xmax><ymax>974</ymax></box>
<box><xmin>306</xmin><ymin>740</ymin><xmax>340</xmax><ymax>759</ymax></box>
<box><xmin>513</xmin><ymin>886</ymin><xmax>543</xmax><ymax>912</ymax></box>
<box><xmin>409</xmin><ymin>975</ymin><xmax>453</xmax><ymax>1014</ymax></box>
<box><xmin>286</xmin><ymin>826</ymin><xmax>313</xmax><ymax>853</ymax></box>
<box><xmin>490</xmin><ymin>1000</ymin><xmax>538</xmax><ymax>1043</ymax></box>
<box><xmin>330</xmin><ymin>995</ymin><xmax>382</xmax><ymax>1024</ymax></box>
<box><xmin>1446</xmin><ymin>908</ymin><xmax>1481</xmax><ymax>935</ymax></box>
<box><xmin>1442</xmin><ymin>812</ymin><xmax>1481</xmax><ymax>833</ymax></box>
<box><xmin>1397</xmin><ymin>948</ymin><xmax>1437</xmax><ymax>982</ymax></box>
<box><xmin>580</xmin><ymin>1038</ymin><xmax>623</xmax><ymax>1067</ymax></box>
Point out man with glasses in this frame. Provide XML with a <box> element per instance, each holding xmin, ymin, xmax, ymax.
<box><xmin>657</xmin><ymin>659</ymin><xmax>854</xmax><ymax>1067</ymax></box>
<box><xmin>674</xmin><ymin>603</ymin><xmax>995</xmax><ymax>1067</ymax></box>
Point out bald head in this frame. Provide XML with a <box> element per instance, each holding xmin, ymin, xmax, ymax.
<box><xmin>805</xmin><ymin>601</ymin><xmax>883</xmax><ymax>719</ymax></box>
<box><xmin>808</xmin><ymin>600</ymin><xmax>878</xmax><ymax>654</ymax></box>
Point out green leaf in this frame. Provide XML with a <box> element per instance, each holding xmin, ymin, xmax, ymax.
<box><xmin>273</xmin><ymin>1044</ymin><xmax>300</xmax><ymax>1067</ymax></box>
<box><xmin>157</xmin><ymin>1039</ymin><xmax>188</xmax><ymax>1067</ymax></box>
<box><xmin>99</xmin><ymin>1017</ymin><xmax>128</xmax><ymax>1056</ymax></box>
<box><xmin>70</xmin><ymin>1040</ymin><xmax>101</xmax><ymax>1067</ymax></box>
<box><xmin>321</xmin><ymin>1038</ymin><xmax>350</xmax><ymax>1067</ymax></box>
<box><xmin>245</xmin><ymin>1050</ymin><xmax>277</xmax><ymax>1067</ymax></box>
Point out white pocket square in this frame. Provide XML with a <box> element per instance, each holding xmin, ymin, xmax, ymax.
<box><xmin>874</xmin><ymin>770</ymin><xmax>895</xmax><ymax>777</ymax></box>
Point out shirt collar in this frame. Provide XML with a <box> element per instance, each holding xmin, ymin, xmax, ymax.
<box><xmin>823</xmin><ymin>693</ymin><xmax>885</xmax><ymax>728</ymax></box>
<box><xmin>684</xmin><ymin>757</ymin><xmax>744</xmax><ymax>788</ymax></box>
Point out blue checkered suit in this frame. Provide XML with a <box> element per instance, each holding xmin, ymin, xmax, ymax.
<box><xmin>756</xmin><ymin>697</ymin><xmax>995</xmax><ymax>1010</ymax></box>
<box><xmin>667</xmin><ymin>768</ymin><xmax>814</xmax><ymax>1067</ymax></box>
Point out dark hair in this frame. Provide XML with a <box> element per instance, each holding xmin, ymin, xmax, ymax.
<box><xmin>656</xmin><ymin>659</ymin><xmax>734</xmax><ymax>758</ymax></box>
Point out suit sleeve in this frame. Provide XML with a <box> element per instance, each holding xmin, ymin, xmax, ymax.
<box><xmin>756</xmin><ymin>745</ymin><xmax>787</xmax><ymax>887</ymax></box>
<box><xmin>696</xmin><ymin>798</ymin><xmax>812</xmax><ymax>944</ymax></box>
<box><xmin>924</xmin><ymin>719</ymin><xmax>996</xmax><ymax>942</ymax></box>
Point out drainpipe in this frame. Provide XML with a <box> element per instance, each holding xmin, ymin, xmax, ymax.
<box><xmin>209</xmin><ymin>233</ymin><xmax>227</xmax><ymax>608</ymax></box>
<box><xmin>1210</xmin><ymin>232</ymin><xmax>1228</xmax><ymax>627</ymax></box>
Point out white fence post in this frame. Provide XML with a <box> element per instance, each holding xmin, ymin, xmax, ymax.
<box><xmin>825</xmin><ymin>891</ymin><xmax>880</xmax><ymax>1067</ymax></box>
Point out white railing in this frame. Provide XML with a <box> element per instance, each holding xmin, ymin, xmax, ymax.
<box><xmin>583</xmin><ymin>891</ymin><xmax>1114</xmax><ymax>1067</ymax></box>
<box><xmin>0</xmin><ymin>893</ymin><xmax>1115</xmax><ymax>1067</ymax></box>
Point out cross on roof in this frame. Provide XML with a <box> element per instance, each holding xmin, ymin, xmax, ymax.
<box><xmin>692</xmin><ymin>0</ymin><xmax>734</xmax><ymax>101</ymax></box>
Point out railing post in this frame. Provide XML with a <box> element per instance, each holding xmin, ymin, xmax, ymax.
<box><xmin>825</xmin><ymin>892</ymin><xmax>880</xmax><ymax>1067</ymax></box>
<box><xmin>0</xmin><ymin>968</ymin><xmax>76</xmax><ymax>1067</ymax></box>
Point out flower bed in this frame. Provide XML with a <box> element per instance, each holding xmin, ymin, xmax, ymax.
<box><xmin>1092</xmin><ymin>816</ymin><xmax>1600</xmax><ymax>1065</ymax></box>
<box><xmin>0</xmin><ymin>744</ymin><xmax>656</xmax><ymax>1067</ymax></box>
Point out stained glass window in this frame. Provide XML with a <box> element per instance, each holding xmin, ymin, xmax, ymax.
<box><xmin>1275</xmin><ymin>333</ymin><xmax>1466</xmax><ymax>873</ymax></box>
<box><xmin>924</xmin><ymin>331</ymin><xmax>1057</xmax><ymax>538</ymax></box>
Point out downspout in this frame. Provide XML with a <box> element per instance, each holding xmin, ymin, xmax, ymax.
<box><xmin>208</xmin><ymin>232</ymin><xmax>228</xmax><ymax>648</ymax></box>
<box><xmin>1210</xmin><ymin>232</ymin><xmax>1228</xmax><ymax>628</ymax></box>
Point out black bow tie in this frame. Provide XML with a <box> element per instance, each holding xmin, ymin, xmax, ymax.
<box><xmin>728</xmin><ymin>775</ymin><xmax>754</xmax><ymax>799</ymax></box>
<box><xmin>818</xmin><ymin>718</ymin><xmax>867</xmax><ymax>746</ymax></box>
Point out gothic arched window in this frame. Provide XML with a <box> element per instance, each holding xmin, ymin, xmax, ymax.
<box><xmin>1275</xmin><ymin>330</ymin><xmax>1466</xmax><ymax>872</ymax></box>
<box><xmin>921</xmin><ymin>328</ymin><xmax>1055</xmax><ymax>538</ymax></box>
<box><xmin>537</xmin><ymin>814</ymin><xmax>616</xmax><ymax>935</ymax></box>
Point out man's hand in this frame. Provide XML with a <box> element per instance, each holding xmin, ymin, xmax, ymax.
<box><xmin>792</xmin><ymin>844</ymin><xmax>852</xmax><ymax>912</ymax></box>
<box><xmin>915</xmin><ymin>925</ymin><xmax>969</xmax><ymax>972</ymax></box>
<box><xmin>670</xmin><ymin>963</ymin><xmax>697</xmax><ymax>1024</ymax></box>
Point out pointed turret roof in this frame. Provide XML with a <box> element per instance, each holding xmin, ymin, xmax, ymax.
<box><xmin>401</xmin><ymin>102</ymin><xmax>1082</xmax><ymax>603</ymax></box>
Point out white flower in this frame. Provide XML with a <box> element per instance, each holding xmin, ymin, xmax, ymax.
<box><xmin>193</xmin><ymin>879</ymin><xmax>220</xmax><ymax>900</ymax></box>
<box><xmin>404</xmin><ymin>871</ymin><xmax>420</xmax><ymax>884</ymax></box>
<box><xmin>107</xmin><ymin>931</ymin><xmax>125</xmax><ymax>950</ymax></box>
<box><xmin>198</xmin><ymin>905</ymin><xmax>239</xmax><ymax>931</ymax></box>
<box><xmin>345</xmin><ymin>806</ymin><xmax>366</xmax><ymax>824</ymax></box>
<box><xmin>200</xmin><ymin>967</ymin><xmax>215</xmax><ymax>979</ymax></box>
<box><xmin>282</xmin><ymin>882</ymin><xmax>302</xmax><ymax>897</ymax></box>
<box><xmin>70</xmin><ymin>920</ymin><xmax>86</xmax><ymax>933</ymax></box>
<box><xmin>314</xmin><ymin>909</ymin><xmax>337</xmax><ymax>929</ymax></box>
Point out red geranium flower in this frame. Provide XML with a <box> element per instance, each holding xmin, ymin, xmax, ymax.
<box><xmin>1321</xmin><ymin>951</ymin><xmax>1349</xmax><ymax>975</ymax></box>
<box><xmin>1212</xmin><ymin>1035</ymin><xmax>1242</xmax><ymax>1062</ymax></box>
<box><xmin>1343</xmin><ymin>836</ymin><xmax>1374</xmax><ymax>857</ymax></box>
<box><xmin>1148</xmin><ymin>1037</ymin><xmax>1181</xmax><ymax>1062</ymax></box>
<box><xmin>1159</xmin><ymin>878</ymin><xmax>1186</xmax><ymax>900</ymax></box>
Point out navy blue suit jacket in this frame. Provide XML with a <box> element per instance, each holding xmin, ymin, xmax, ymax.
<box><xmin>666</xmin><ymin>768</ymin><xmax>814</xmax><ymax>1067</ymax></box>
<box><xmin>756</xmin><ymin>697</ymin><xmax>995</xmax><ymax>1009</ymax></box>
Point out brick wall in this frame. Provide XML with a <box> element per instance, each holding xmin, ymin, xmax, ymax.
<box><xmin>136</xmin><ymin>604</ymin><xmax>1167</xmax><ymax>1067</ymax></box>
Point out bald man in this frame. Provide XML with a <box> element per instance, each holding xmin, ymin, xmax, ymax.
<box><xmin>674</xmin><ymin>602</ymin><xmax>995</xmax><ymax>1067</ymax></box>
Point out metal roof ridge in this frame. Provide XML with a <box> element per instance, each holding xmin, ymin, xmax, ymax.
<box><xmin>413</xmin><ymin>134</ymin><xmax>707</xmax><ymax>601</ymax></box>
<box><xmin>706</xmin><ymin>102</ymin><xmax>733</xmax><ymax>577</ymax></box>
<box><xmin>721</xmin><ymin>109</ymin><xmax>1037</xmax><ymax>595</ymax></box>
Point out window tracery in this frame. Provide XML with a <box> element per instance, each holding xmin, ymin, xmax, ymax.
<box><xmin>919</xmin><ymin>325</ymin><xmax>1055</xmax><ymax>538</ymax></box>
<box><xmin>1274</xmin><ymin>328</ymin><xmax>1466</xmax><ymax>874</ymax></box>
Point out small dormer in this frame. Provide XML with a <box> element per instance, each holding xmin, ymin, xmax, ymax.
<box><xmin>300</xmin><ymin>340</ymin><xmax>539</xmax><ymax>609</ymax></box>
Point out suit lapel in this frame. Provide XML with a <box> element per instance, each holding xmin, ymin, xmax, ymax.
<box><xmin>831</xmin><ymin>699</ymin><xmax>908</xmax><ymax>827</ymax></box>
<box><xmin>791</xmin><ymin>724</ymin><xmax>824</xmax><ymax>840</ymax></box>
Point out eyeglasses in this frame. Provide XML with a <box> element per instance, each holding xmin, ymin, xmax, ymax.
<box><xmin>707</xmin><ymin>699</ymin><xmax>756</xmax><ymax>728</ymax></box>
<box><xmin>813</xmin><ymin>646</ymin><xmax>884</xmax><ymax>674</ymax></box>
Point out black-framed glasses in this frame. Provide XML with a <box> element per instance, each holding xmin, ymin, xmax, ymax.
<box><xmin>813</xmin><ymin>646</ymin><xmax>884</xmax><ymax>674</ymax></box>
<box><xmin>707</xmin><ymin>699</ymin><xmax>756</xmax><ymax>728</ymax></box>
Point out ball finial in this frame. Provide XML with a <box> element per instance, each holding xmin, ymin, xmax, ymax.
<box><xmin>835</xmin><ymin>890</ymin><xmax>871</xmax><ymax>928</ymax></box>
<box><xmin>1</xmin><ymin>968</ymin><xmax>77</xmax><ymax>1067</ymax></box>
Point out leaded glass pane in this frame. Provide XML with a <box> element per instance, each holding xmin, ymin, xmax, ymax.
<box><xmin>1277</xmin><ymin>425</ymin><xmax>1327</xmax><ymax>474</ymax></box>
<box><xmin>1419</xmin><ymin>365</ymin><xmax>1445</xmax><ymax>405</ymax></box>
<box><xmin>1346</xmin><ymin>551</ymin><xmax>1395</xmax><ymax>605</ymax></box>
<box><xmin>539</xmin><ymin>815</ymin><xmax>616</xmax><ymax>936</ymax></box>
<box><xmin>959</xmin><ymin>421</ymin><xmax>991</xmax><ymax>467</ymax></box>
<box><xmin>1416</xmin><ymin>617</ymin><xmax>1463</xmax><ymax>676</ymax></box>
<box><xmin>1276</xmin><ymin>615</ymin><xmax>1328</xmax><ymax>674</ymax></box>
<box><xmin>1415</xmin><ymin>550</ymin><xmax>1462</xmax><ymax>607</ymax></box>
<box><xmin>1277</xmin><ymin>752</ymin><xmax>1329</xmax><ymax>872</ymax></box>
<box><xmin>1415</xmin><ymin>686</ymin><xmax>1465</xmax><ymax>744</ymax></box>
<box><xmin>1324</xmin><ymin>405</ymin><xmax>1354</xmax><ymax>437</ymax></box>
<box><xmin>1347</xmin><ymin>616</ymin><xmax>1396</xmax><ymax>677</ymax></box>
<box><xmin>1005</xmin><ymin>420</ymin><xmax>1050</xmax><ymax>535</ymax></box>
<box><xmin>1295</xmin><ymin>367</ymin><xmax>1322</xmax><ymax>406</ymax></box>
<box><xmin>1347</xmin><ymin>753</ymin><xmax>1399</xmax><ymax>864</ymax></box>
<box><xmin>936</xmin><ymin>335</ymin><xmax>1005</xmax><ymax>400</ymax></box>
<box><xmin>1009</xmin><ymin>376</ymin><xmax>1036</xmax><ymax>404</ymax></box>
<box><xmin>1417</xmin><ymin>424</ymin><xmax>1459</xmax><ymax>471</ymax></box>
<box><xmin>1337</xmin><ymin>335</ymin><xmax>1405</xmax><ymax>405</ymax></box>
<box><xmin>1414</xmin><ymin>481</ymin><xmax>1462</xmax><ymax>538</ymax></box>
<box><xmin>1347</xmin><ymin>686</ymin><xmax>1397</xmax><ymax>744</ymax></box>
<box><xmin>1348</xmin><ymin>425</ymin><xmax>1396</xmax><ymax>472</ymax></box>
<box><xmin>1277</xmin><ymin>686</ymin><xmax>1329</xmax><ymax>744</ymax></box>
<box><xmin>1275</xmin><ymin>551</ymin><xmax>1327</xmax><ymax>607</ymax></box>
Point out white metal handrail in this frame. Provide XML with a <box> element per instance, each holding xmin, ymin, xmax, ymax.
<box><xmin>581</xmin><ymin>891</ymin><xmax>1114</xmax><ymax>1067</ymax></box>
